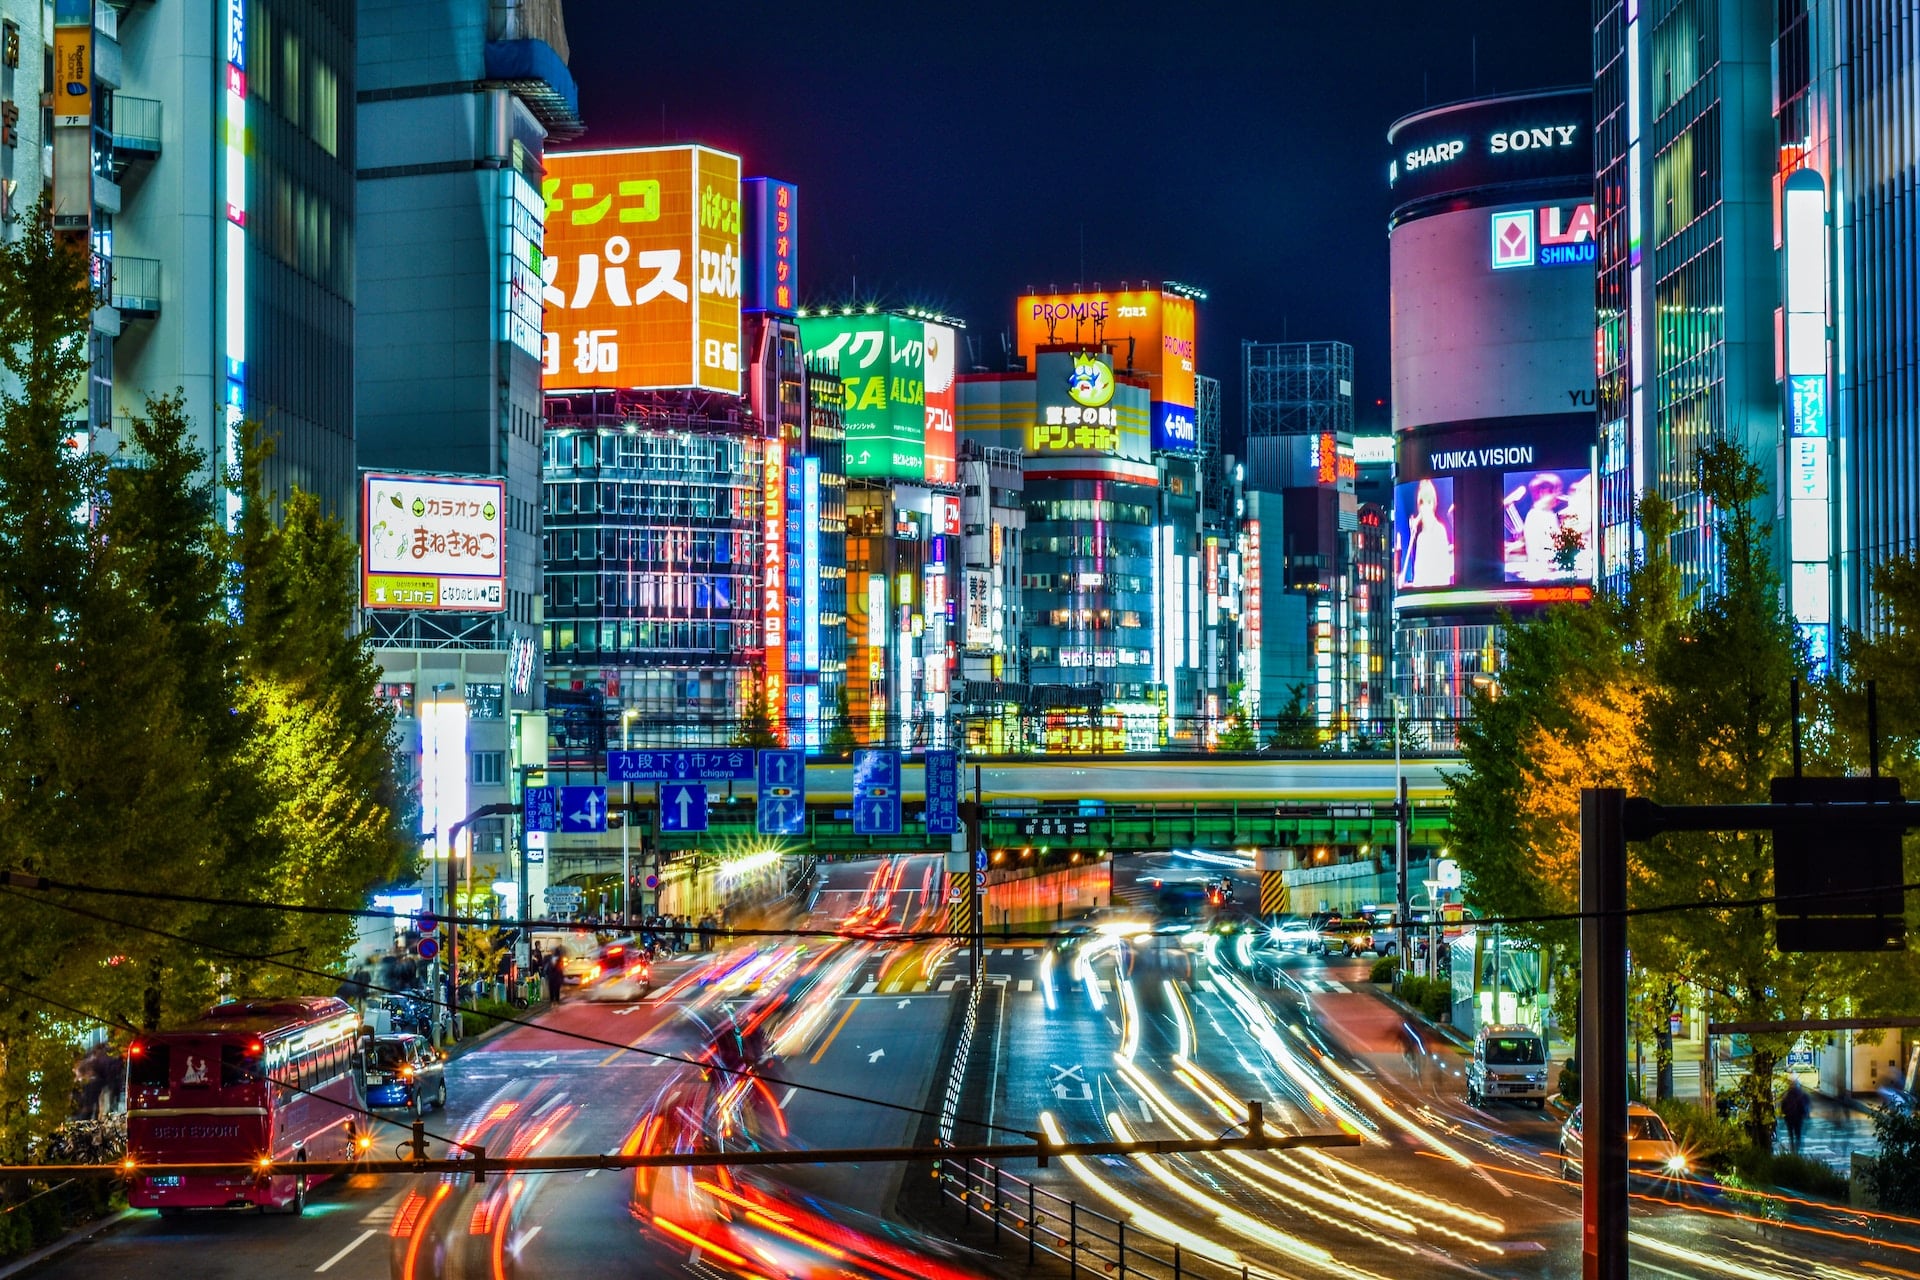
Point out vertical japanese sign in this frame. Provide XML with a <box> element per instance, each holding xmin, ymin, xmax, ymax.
<box><xmin>743</xmin><ymin>177</ymin><xmax>799</xmax><ymax>315</ymax></box>
<box><xmin>924</xmin><ymin>749</ymin><xmax>960</xmax><ymax>836</ymax></box>
<box><xmin>541</xmin><ymin>145</ymin><xmax>741</xmax><ymax>394</ymax></box>
<box><xmin>50</xmin><ymin>0</ymin><xmax>92</xmax><ymax>237</ymax></box>
<box><xmin>694</xmin><ymin>147</ymin><xmax>743</xmax><ymax>393</ymax></box>
<box><xmin>802</xmin><ymin>458</ymin><xmax>821</xmax><ymax>671</ymax></box>
<box><xmin>762</xmin><ymin>438</ymin><xmax>787</xmax><ymax>735</ymax></box>
<box><xmin>923</xmin><ymin>321</ymin><xmax>957</xmax><ymax>484</ymax></box>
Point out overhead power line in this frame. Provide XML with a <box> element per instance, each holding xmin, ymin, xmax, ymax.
<box><xmin>6</xmin><ymin>867</ymin><xmax>1918</xmax><ymax>939</ymax></box>
<box><xmin>5</xmin><ymin>1113</ymin><xmax>1356</xmax><ymax>1181</ymax></box>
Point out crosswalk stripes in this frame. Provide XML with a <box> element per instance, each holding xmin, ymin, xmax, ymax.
<box><xmin>938</xmin><ymin>978</ymin><xmax>957</xmax><ymax>992</ymax></box>
<box><xmin>1293</xmin><ymin>978</ymin><xmax>1351</xmax><ymax>994</ymax></box>
<box><xmin>858</xmin><ymin>979</ymin><xmax>877</xmax><ymax>994</ymax></box>
<box><xmin>1096</xmin><ymin>980</ymin><xmax>1113</xmax><ymax>992</ymax></box>
<box><xmin>1017</xmin><ymin>979</ymin><xmax>1033</xmax><ymax>992</ymax></box>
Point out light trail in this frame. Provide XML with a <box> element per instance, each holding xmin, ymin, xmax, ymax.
<box><xmin>1036</xmin><ymin>1112</ymin><xmax>1274</xmax><ymax>1276</ymax></box>
<box><xmin>1104</xmin><ymin>1111</ymin><xmax>1382</xmax><ymax>1277</ymax></box>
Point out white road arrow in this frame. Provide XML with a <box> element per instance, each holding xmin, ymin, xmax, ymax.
<box><xmin>867</xmin><ymin>1048</ymin><xmax>885</xmax><ymax>1064</ymax></box>
<box><xmin>897</xmin><ymin>999</ymin><xmax>910</xmax><ymax>1009</ymax></box>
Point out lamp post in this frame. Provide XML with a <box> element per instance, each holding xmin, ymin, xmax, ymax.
<box><xmin>621</xmin><ymin>707</ymin><xmax>638</xmax><ymax>929</ymax></box>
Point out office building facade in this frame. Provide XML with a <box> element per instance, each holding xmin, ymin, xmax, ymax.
<box><xmin>1596</xmin><ymin>0</ymin><xmax>1920</xmax><ymax>662</ymax></box>
<box><xmin>1387</xmin><ymin>89</ymin><xmax>1598</xmax><ymax>727</ymax></box>
<box><xmin>3</xmin><ymin>0</ymin><xmax>359</xmax><ymax>518</ymax></box>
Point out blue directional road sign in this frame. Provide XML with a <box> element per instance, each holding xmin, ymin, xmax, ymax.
<box><xmin>523</xmin><ymin>786</ymin><xmax>557</xmax><ymax>833</ymax></box>
<box><xmin>558</xmin><ymin>786</ymin><xmax>607</xmax><ymax>833</ymax></box>
<box><xmin>852</xmin><ymin>748</ymin><xmax>901</xmax><ymax>836</ymax></box>
<box><xmin>660</xmin><ymin>782</ymin><xmax>709</xmax><ymax>833</ymax></box>
<box><xmin>609</xmin><ymin>749</ymin><xmax>755</xmax><ymax>783</ymax></box>
<box><xmin>757</xmin><ymin>749</ymin><xmax>806</xmax><ymax>837</ymax></box>
<box><xmin>924</xmin><ymin>749</ymin><xmax>960</xmax><ymax>836</ymax></box>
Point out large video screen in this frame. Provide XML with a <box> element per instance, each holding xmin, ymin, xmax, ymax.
<box><xmin>1502</xmin><ymin>468</ymin><xmax>1594</xmax><ymax>583</ymax></box>
<box><xmin>1394</xmin><ymin>477</ymin><xmax>1456</xmax><ymax>589</ymax></box>
<box><xmin>1393</xmin><ymin>414</ymin><xmax>1597</xmax><ymax>618</ymax></box>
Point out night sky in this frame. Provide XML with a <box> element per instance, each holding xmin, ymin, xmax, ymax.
<box><xmin>562</xmin><ymin>1</ymin><xmax>1590</xmax><ymax>440</ymax></box>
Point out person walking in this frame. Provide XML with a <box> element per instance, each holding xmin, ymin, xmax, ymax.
<box><xmin>543</xmin><ymin>950</ymin><xmax>564</xmax><ymax>1004</ymax></box>
<box><xmin>1781</xmin><ymin>1078</ymin><xmax>1811</xmax><ymax>1154</ymax></box>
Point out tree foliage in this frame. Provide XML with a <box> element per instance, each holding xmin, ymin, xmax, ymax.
<box><xmin>1216</xmin><ymin>681</ymin><xmax>1256</xmax><ymax>753</ymax></box>
<box><xmin>0</xmin><ymin>211</ymin><xmax>408</xmax><ymax>1158</ymax></box>
<box><xmin>1450</xmin><ymin>440</ymin><xmax>1906</xmax><ymax>1149</ymax></box>
<box><xmin>1266</xmin><ymin>683</ymin><xmax>1319</xmax><ymax>751</ymax></box>
<box><xmin>732</xmin><ymin>674</ymin><xmax>780</xmax><ymax>749</ymax></box>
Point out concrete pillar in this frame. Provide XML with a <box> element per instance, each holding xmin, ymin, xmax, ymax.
<box><xmin>1254</xmin><ymin>848</ymin><xmax>1292</xmax><ymax>918</ymax></box>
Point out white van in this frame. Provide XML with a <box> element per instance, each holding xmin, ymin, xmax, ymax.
<box><xmin>1467</xmin><ymin>1024</ymin><xmax>1550</xmax><ymax>1108</ymax></box>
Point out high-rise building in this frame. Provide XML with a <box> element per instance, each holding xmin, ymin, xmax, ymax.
<box><xmin>5</xmin><ymin>0</ymin><xmax>360</xmax><ymax>519</ymax></box>
<box><xmin>356</xmin><ymin>0</ymin><xmax>578</xmax><ymax>642</ymax></box>
<box><xmin>354</xmin><ymin>0</ymin><xmax>578</xmax><ymax>914</ymax></box>
<box><xmin>798</xmin><ymin>308</ymin><xmax>962</xmax><ymax>749</ymax></box>
<box><xmin>1596</xmin><ymin>1</ymin><xmax>1920</xmax><ymax>661</ymax></box>
<box><xmin>1387</xmin><ymin>89</ymin><xmax>1598</xmax><ymax>730</ymax></box>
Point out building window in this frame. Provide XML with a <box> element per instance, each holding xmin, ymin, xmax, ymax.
<box><xmin>471</xmin><ymin>751</ymin><xmax>505</xmax><ymax>787</ymax></box>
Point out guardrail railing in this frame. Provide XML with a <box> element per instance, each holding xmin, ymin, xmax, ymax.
<box><xmin>937</xmin><ymin>1154</ymin><xmax>1281</xmax><ymax>1280</ymax></box>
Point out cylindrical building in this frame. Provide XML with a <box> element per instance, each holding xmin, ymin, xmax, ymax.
<box><xmin>1387</xmin><ymin>88</ymin><xmax>1597</xmax><ymax>729</ymax></box>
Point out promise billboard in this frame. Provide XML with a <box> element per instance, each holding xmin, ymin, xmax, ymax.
<box><xmin>541</xmin><ymin>145</ymin><xmax>742</xmax><ymax>395</ymax></box>
<box><xmin>1014</xmin><ymin>288</ymin><xmax>1197</xmax><ymax>452</ymax></box>
<box><xmin>362</xmin><ymin>473</ymin><xmax>507</xmax><ymax>612</ymax></box>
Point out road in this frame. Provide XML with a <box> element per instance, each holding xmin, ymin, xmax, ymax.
<box><xmin>33</xmin><ymin>855</ymin><xmax>992</xmax><ymax>1280</ymax></box>
<box><xmin>34</xmin><ymin>851</ymin><xmax>1913</xmax><ymax>1280</ymax></box>
<box><xmin>965</xmin><ymin>850</ymin><xmax>1913</xmax><ymax>1279</ymax></box>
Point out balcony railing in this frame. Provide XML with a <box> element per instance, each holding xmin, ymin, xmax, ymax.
<box><xmin>110</xmin><ymin>96</ymin><xmax>161</xmax><ymax>167</ymax></box>
<box><xmin>110</xmin><ymin>256</ymin><xmax>159</xmax><ymax>319</ymax></box>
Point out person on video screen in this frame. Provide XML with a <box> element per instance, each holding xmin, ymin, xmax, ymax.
<box><xmin>1401</xmin><ymin>478</ymin><xmax>1455</xmax><ymax>588</ymax></box>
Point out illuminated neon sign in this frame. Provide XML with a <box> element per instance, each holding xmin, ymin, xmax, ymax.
<box><xmin>762</xmin><ymin>438</ymin><xmax>786</xmax><ymax>735</ymax></box>
<box><xmin>1492</xmin><ymin>203</ymin><xmax>1596</xmax><ymax>270</ymax></box>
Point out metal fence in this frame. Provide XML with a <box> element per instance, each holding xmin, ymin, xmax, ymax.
<box><xmin>937</xmin><ymin>1155</ymin><xmax>1282</xmax><ymax>1280</ymax></box>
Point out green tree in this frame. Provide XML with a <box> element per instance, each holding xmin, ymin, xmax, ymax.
<box><xmin>1448</xmin><ymin>491</ymin><xmax>1685</xmax><ymax>1060</ymax></box>
<box><xmin>1265</xmin><ymin>683</ymin><xmax>1319</xmax><ymax>751</ymax></box>
<box><xmin>827</xmin><ymin>686</ymin><xmax>857</xmax><ymax>757</ymax></box>
<box><xmin>732</xmin><ymin>673</ymin><xmax>779</xmax><ymax>748</ymax></box>
<box><xmin>0</xmin><ymin>216</ymin><xmax>226</xmax><ymax>1156</ymax></box>
<box><xmin>1216</xmin><ymin>681</ymin><xmax>1257</xmax><ymax>753</ymax></box>
<box><xmin>225</xmin><ymin>430</ymin><xmax>413</xmax><ymax>985</ymax></box>
<box><xmin>1636</xmin><ymin>441</ymin><xmax>1827</xmax><ymax>1147</ymax></box>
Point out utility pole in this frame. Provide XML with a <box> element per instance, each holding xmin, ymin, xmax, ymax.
<box><xmin>620</xmin><ymin>709</ymin><xmax>637</xmax><ymax>928</ymax></box>
<box><xmin>1395</xmin><ymin>775</ymin><xmax>1411</xmax><ymax>963</ymax></box>
<box><xmin>1579</xmin><ymin>788</ymin><xmax>1628</xmax><ymax>1280</ymax></box>
<box><xmin>963</xmin><ymin>765</ymin><xmax>985</xmax><ymax>984</ymax></box>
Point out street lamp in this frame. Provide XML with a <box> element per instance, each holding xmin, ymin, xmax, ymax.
<box><xmin>621</xmin><ymin>707</ymin><xmax>638</xmax><ymax>929</ymax></box>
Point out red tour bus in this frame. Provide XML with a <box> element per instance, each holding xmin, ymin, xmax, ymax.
<box><xmin>127</xmin><ymin>996</ymin><xmax>367</xmax><ymax>1215</ymax></box>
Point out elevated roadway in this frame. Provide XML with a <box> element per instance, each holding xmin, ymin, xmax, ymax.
<box><xmin>698</xmin><ymin>755</ymin><xmax>1458</xmax><ymax>803</ymax></box>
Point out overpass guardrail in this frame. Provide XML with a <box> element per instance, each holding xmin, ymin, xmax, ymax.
<box><xmin>610</xmin><ymin>799</ymin><xmax>1454</xmax><ymax>856</ymax></box>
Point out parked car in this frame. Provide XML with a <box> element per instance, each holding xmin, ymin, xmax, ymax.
<box><xmin>1559</xmin><ymin>1103</ymin><xmax>1690</xmax><ymax>1182</ymax></box>
<box><xmin>1466</xmin><ymin>1025</ymin><xmax>1550</xmax><ymax>1108</ymax></box>
<box><xmin>367</xmin><ymin>1034</ymin><xmax>446</xmax><ymax>1116</ymax></box>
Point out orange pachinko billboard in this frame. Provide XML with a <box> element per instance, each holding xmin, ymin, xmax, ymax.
<box><xmin>541</xmin><ymin>145</ymin><xmax>742</xmax><ymax>395</ymax></box>
<box><xmin>1014</xmin><ymin>288</ymin><xmax>1198</xmax><ymax>452</ymax></box>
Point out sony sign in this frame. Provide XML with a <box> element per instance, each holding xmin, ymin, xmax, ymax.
<box><xmin>1488</xmin><ymin>124</ymin><xmax>1580</xmax><ymax>153</ymax></box>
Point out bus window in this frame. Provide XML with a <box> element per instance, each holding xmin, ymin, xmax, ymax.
<box><xmin>220</xmin><ymin>1043</ymin><xmax>257</xmax><ymax>1090</ymax></box>
<box><xmin>130</xmin><ymin>1044</ymin><xmax>169</xmax><ymax>1091</ymax></box>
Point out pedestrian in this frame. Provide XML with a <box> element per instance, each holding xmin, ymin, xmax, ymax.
<box><xmin>543</xmin><ymin>950</ymin><xmax>564</xmax><ymax>1004</ymax></box>
<box><xmin>698</xmin><ymin>915</ymin><xmax>715</xmax><ymax>952</ymax></box>
<box><xmin>1781</xmin><ymin>1078</ymin><xmax>1811</xmax><ymax>1153</ymax></box>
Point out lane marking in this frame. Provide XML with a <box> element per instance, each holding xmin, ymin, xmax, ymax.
<box><xmin>810</xmin><ymin>1003</ymin><xmax>858</xmax><ymax>1064</ymax></box>
<box><xmin>859</xmin><ymin>980</ymin><xmax>878</xmax><ymax>994</ymax></box>
<box><xmin>938</xmin><ymin>979</ymin><xmax>957</xmax><ymax>992</ymax></box>
<box><xmin>778</xmin><ymin>1086</ymin><xmax>797</xmax><ymax>1109</ymax></box>
<box><xmin>1017</xmin><ymin>979</ymin><xmax>1033</xmax><ymax>992</ymax></box>
<box><xmin>315</xmin><ymin>1228</ymin><xmax>376</xmax><ymax>1273</ymax></box>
